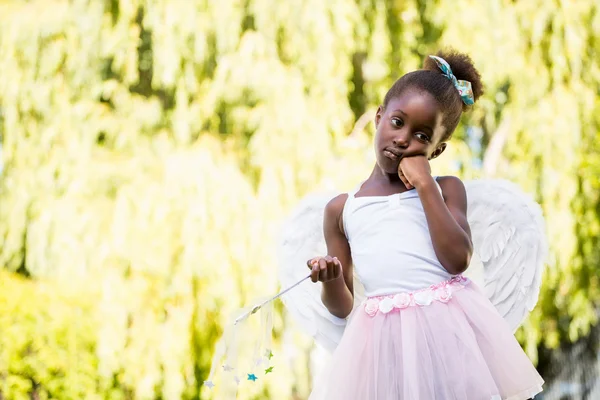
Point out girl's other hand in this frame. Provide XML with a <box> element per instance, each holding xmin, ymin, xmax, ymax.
<box><xmin>398</xmin><ymin>156</ymin><xmax>432</xmax><ymax>189</ymax></box>
<box><xmin>306</xmin><ymin>256</ymin><xmax>343</xmax><ymax>283</ymax></box>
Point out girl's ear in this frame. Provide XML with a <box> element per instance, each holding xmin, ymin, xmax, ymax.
<box><xmin>429</xmin><ymin>143</ymin><xmax>447</xmax><ymax>160</ymax></box>
<box><xmin>375</xmin><ymin>106</ymin><xmax>384</xmax><ymax>128</ymax></box>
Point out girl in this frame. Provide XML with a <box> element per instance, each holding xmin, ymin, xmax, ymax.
<box><xmin>306</xmin><ymin>51</ymin><xmax>544</xmax><ymax>399</ymax></box>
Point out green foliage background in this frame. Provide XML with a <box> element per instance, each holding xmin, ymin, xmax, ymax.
<box><xmin>0</xmin><ymin>0</ymin><xmax>598</xmax><ymax>399</ymax></box>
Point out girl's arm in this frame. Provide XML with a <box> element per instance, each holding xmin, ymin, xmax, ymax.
<box><xmin>308</xmin><ymin>194</ymin><xmax>355</xmax><ymax>318</ymax></box>
<box><xmin>417</xmin><ymin>175</ymin><xmax>473</xmax><ymax>274</ymax></box>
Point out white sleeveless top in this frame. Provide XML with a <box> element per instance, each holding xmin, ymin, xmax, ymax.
<box><xmin>342</xmin><ymin>180</ymin><xmax>454</xmax><ymax>297</ymax></box>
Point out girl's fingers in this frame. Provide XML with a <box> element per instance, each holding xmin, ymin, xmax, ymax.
<box><xmin>310</xmin><ymin>258</ymin><xmax>321</xmax><ymax>282</ymax></box>
<box><xmin>311</xmin><ymin>263</ymin><xmax>320</xmax><ymax>282</ymax></box>
<box><xmin>322</xmin><ymin>256</ymin><xmax>334</xmax><ymax>281</ymax></box>
<box><xmin>332</xmin><ymin>257</ymin><xmax>342</xmax><ymax>278</ymax></box>
<box><xmin>307</xmin><ymin>256</ymin><xmax>343</xmax><ymax>282</ymax></box>
<box><xmin>399</xmin><ymin>171</ymin><xmax>412</xmax><ymax>190</ymax></box>
<box><xmin>319</xmin><ymin>258</ymin><xmax>329</xmax><ymax>282</ymax></box>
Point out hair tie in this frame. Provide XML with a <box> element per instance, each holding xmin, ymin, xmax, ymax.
<box><xmin>429</xmin><ymin>55</ymin><xmax>474</xmax><ymax>105</ymax></box>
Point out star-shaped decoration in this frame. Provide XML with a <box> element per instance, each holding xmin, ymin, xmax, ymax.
<box><xmin>265</xmin><ymin>366</ymin><xmax>274</xmax><ymax>374</ymax></box>
<box><xmin>265</xmin><ymin>349</ymin><xmax>274</xmax><ymax>360</ymax></box>
<box><xmin>247</xmin><ymin>373</ymin><xmax>258</xmax><ymax>382</ymax></box>
<box><xmin>203</xmin><ymin>380</ymin><xmax>215</xmax><ymax>389</ymax></box>
<box><xmin>233</xmin><ymin>376</ymin><xmax>241</xmax><ymax>385</ymax></box>
<box><xmin>222</xmin><ymin>364</ymin><xmax>234</xmax><ymax>372</ymax></box>
<box><xmin>255</xmin><ymin>357</ymin><xmax>265</xmax><ymax>367</ymax></box>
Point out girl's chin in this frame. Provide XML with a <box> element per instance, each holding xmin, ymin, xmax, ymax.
<box><xmin>376</xmin><ymin>161</ymin><xmax>400</xmax><ymax>176</ymax></box>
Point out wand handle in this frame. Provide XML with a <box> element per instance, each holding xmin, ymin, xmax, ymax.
<box><xmin>234</xmin><ymin>273</ymin><xmax>312</xmax><ymax>325</ymax></box>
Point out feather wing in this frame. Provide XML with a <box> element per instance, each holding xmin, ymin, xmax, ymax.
<box><xmin>464</xmin><ymin>179</ymin><xmax>548</xmax><ymax>332</ymax></box>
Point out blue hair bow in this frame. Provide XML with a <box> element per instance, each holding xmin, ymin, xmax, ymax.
<box><xmin>429</xmin><ymin>55</ymin><xmax>474</xmax><ymax>106</ymax></box>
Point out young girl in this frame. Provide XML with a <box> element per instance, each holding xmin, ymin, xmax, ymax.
<box><xmin>306</xmin><ymin>51</ymin><xmax>544</xmax><ymax>399</ymax></box>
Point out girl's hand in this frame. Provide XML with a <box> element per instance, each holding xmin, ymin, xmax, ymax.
<box><xmin>398</xmin><ymin>156</ymin><xmax>432</xmax><ymax>189</ymax></box>
<box><xmin>306</xmin><ymin>256</ymin><xmax>343</xmax><ymax>283</ymax></box>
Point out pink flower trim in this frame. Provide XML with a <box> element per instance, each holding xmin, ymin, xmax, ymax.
<box><xmin>392</xmin><ymin>292</ymin><xmax>411</xmax><ymax>309</ymax></box>
<box><xmin>363</xmin><ymin>276</ymin><xmax>469</xmax><ymax>316</ymax></box>
<box><xmin>364</xmin><ymin>298</ymin><xmax>380</xmax><ymax>316</ymax></box>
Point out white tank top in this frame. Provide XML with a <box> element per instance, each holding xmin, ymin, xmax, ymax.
<box><xmin>342</xmin><ymin>179</ymin><xmax>454</xmax><ymax>297</ymax></box>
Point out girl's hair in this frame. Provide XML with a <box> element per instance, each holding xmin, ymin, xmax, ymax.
<box><xmin>382</xmin><ymin>50</ymin><xmax>484</xmax><ymax>141</ymax></box>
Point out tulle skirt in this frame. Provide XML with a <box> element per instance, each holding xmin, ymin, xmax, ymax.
<box><xmin>309</xmin><ymin>277</ymin><xmax>544</xmax><ymax>400</ymax></box>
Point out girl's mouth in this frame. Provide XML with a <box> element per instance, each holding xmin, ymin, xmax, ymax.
<box><xmin>383</xmin><ymin>149</ymin><xmax>401</xmax><ymax>160</ymax></box>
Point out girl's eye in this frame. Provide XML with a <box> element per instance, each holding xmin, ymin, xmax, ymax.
<box><xmin>415</xmin><ymin>132</ymin><xmax>430</xmax><ymax>142</ymax></box>
<box><xmin>391</xmin><ymin>117</ymin><xmax>403</xmax><ymax>127</ymax></box>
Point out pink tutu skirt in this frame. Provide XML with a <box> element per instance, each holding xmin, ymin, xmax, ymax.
<box><xmin>309</xmin><ymin>277</ymin><xmax>544</xmax><ymax>400</ymax></box>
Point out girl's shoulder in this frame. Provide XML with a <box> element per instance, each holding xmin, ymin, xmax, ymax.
<box><xmin>325</xmin><ymin>193</ymin><xmax>350</xmax><ymax>214</ymax></box>
<box><xmin>325</xmin><ymin>179</ymin><xmax>365</xmax><ymax>219</ymax></box>
<box><xmin>435</xmin><ymin>175</ymin><xmax>467</xmax><ymax>200</ymax></box>
<box><xmin>435</xmin><ymin>175</ymin><xmax>465</xmax><ymax>185</ymax></box>
<box><xmin>325</xmin><ymin>193</ymin><xmax>350</xmax><ymax>235</ymax></box>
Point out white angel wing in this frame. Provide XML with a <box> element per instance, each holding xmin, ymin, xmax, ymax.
<box><xmin>277</xmin><ymin>192</ymin><xmax>364</xmax><ymax>352</ymax></box>
<box><xmin>463</xmin><ymin>179</ymin><xmax>548</xmax><ymax>332</ymax></box>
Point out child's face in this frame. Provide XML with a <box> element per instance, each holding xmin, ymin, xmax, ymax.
<box><xmin>374</xmin><ymin>88</ymin><xmax>446</xmax><ymax>175</ymax></box>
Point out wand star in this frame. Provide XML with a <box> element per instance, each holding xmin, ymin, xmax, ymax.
<box><xmin>203</xmin><ymin>380</ymin><xmax>215</xmax><ymax>389</ymax></box>
<box><xmin>222</xmin><ymin>364</ymin><xmax>234</xmax><ymax>372</ymax></box>
<box><xmin>265</xmin><ymin>349</ymin><xmax>274</xmax><ymax>360</ymax></box>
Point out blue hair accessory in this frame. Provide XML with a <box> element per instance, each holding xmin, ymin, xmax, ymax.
<box><xmin>429</xmin><ymin>55</ymin><xmax>474</xmax><ymax>105</ymax></box>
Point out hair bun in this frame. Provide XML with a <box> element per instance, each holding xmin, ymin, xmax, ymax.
<box><xmin>424</xmin><ymin>50</ymin><xmax>484</xmax><ymax>109</ymax></box>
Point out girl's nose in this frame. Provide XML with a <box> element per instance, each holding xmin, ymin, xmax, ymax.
<box><xmin>392</xmin><ymin>133</ymin><xmax>409</xmax><ymax>148</ymax></box>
